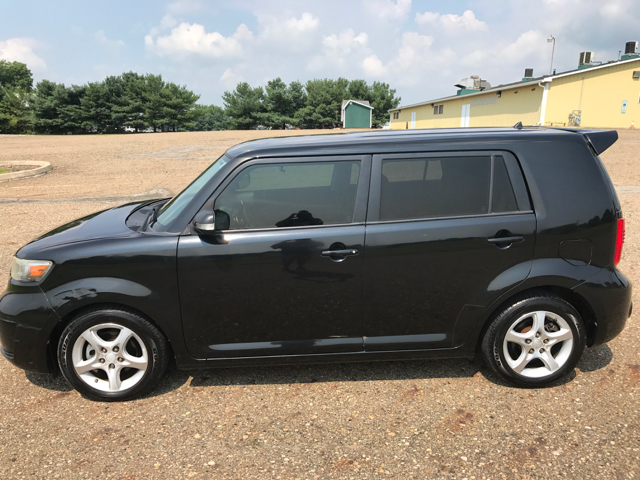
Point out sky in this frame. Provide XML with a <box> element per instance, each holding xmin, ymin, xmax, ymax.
<box><xmin>1</xmin><ymin>0</ymin><xmax>640</xmax><ymax>107</ymax></box>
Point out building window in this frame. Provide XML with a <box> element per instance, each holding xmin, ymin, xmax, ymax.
<box><xmin>433</xmin><ymin>105</ymin><xmax>444</xmax><ymax>115</ymax></box>
<box><xmin>392</xmin><ymin>112</ymin><xmax>399</xmax><ymax>119</ymax></box>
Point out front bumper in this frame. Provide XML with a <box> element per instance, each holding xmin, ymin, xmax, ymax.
<box><xmin>573</xmin><ymin>267</ymin><xmax>632</xmax><ymax>346</ymax></box>
<box><xmin>0</xmin><ymin>282</ymin><xmax>60</xmax><ymax>373</ymax></box>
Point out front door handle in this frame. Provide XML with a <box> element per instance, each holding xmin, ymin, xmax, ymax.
<box><xmin>321</xmin><ymin>248</ymin><xmax>359</xmax><ymax>257</ymax></box>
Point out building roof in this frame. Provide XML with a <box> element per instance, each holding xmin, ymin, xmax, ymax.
<box><xmin>341</xmin><ymin>99</ymin><xmax>372</xmax><ymax>109</ymax></box>
<box><xmin>389</xmin><ymin>56</ymin><xmax>640</xmax><ymax>112</ymax></box>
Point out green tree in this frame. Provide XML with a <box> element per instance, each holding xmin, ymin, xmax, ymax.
<box><xmin>347</xmin><ymin>79</ymin><xmax>371</xmax><ymax>102</ymax></box>
<box><xmin>190</xmin><ymin>104</ymin><xmax>230</xmax><ymax>131</ymax></box>
<box><xmin>0</xmin><ymin>61</ymin><xmax>34</xmax><ymax>133</ymax></box>
<box><xmin>257</xmin><ymin>78</ymin><xmax>308</xmax><ymax>130</ymax></box>
<box><xmin>222</xmin><ymin>82</ymin><xmax>264</xmax><ymax>130</ymax></box>
<box><xmin>57</xmin><ymin>84</ymin><xmax>87</xmax><ymax>134</ymax></box>
<box><xmin>80</xmin><ymin>76</ymin><xmax>127</xmax><ymax>133</ymax></box>
<box><xmin>32</xmin><ymin>79</ymin><xmax>61</xmax><ymax>134</ymax></box>
<box><xmin>0</xmin><ymin>87</ymin><xmax>33</xmax><ymax>133</ymax></box>
<box><xmin>161</xmin><ymin>82</ymin><xmax>200</xmax><ymax>131</ymax></box>
<box><xmin>143</xmin><ymin>74</ymin><xmax>166</xmax><ymax>132</ymax></box>
<box><xmin>369</xmin><ymin>81</ymin><xmax>401</xmax><ymax>127</ymax></box>
<box><xmin>295</xmin><ymin>79</ymin><xmax>341</xmax><ymax>129</ymax></box>
<box><xmin>116</xmin><ymin>72</ymin><xmax>148</xmax><ymax>132</ymax></box>
<box><xmin>0</xmin><ymin>60</ymin><xmax>33</xmax><ymax>91</ymax></box>
<box><xmin>32</xmin><ymin>80</ymin><xmax>86</xmax><ymax>134</ymax></box>
<box><xmin>288</xmin><ymin>80</ymin><xmax>307</xmax><ymax>116</ymax></box>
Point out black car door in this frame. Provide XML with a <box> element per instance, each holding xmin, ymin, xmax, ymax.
<box><xmin>177</xmin><ymin>155</ymin><xmax>370</xmax><ymax>358</ymax></box>
<box><xmin>362</xmin><ymin>151</ymin><xmax>536</xmax><ymax>351</ymax></box>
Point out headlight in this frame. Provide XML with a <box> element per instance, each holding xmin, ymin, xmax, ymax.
<box><xmin>10</xmin><ymin>257</ymin><xmax>54</xmax><ymax>282</ymax></box>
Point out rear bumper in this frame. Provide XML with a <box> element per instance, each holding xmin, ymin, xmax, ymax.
<box><xmin>0</xmin><ymin>283</ymin><xmax>60</xmax><ymax>373</ymax></box>
<box><xmin>573</xmin><ymin>267</ymin><xmax>632</xmax><ymax>346</ymax></box>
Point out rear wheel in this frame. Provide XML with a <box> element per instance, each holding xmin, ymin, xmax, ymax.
<box><xmin>482</xmin><ymin>293</ymin><xmax>586</xmax><ymax>387</ymax></box>
<box><xmin>57</xmin><ymin>308</ymin><xmax>169</xmax><ymax>401</ymax></box>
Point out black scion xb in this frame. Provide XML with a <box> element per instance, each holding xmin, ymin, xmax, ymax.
<box><xmin>0</xmin><ymin>127</ymin><xmax>632</xmax><ymax>401</ymax></box>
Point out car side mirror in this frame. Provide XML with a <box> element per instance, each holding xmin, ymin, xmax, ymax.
<box><xmin>193</xmin><ymin>209</ymin><xmax>230</xmax><ymax>235</ymax></box>
<box><xmin>194</xmin><ymin>210</ymin><xmax>215</xmax><ymax>234</ymax></box>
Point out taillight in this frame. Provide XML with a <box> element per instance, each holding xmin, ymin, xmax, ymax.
<box><xmin>614</xmin><ymin>218</ymin><xmax>625</xmax><ymax>266</ymax></box>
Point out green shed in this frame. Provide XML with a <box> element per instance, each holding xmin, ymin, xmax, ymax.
<box><xmin>341</xmin><ymin>100</ymin><xmax>373</xmax><ymax>128</ymax></box>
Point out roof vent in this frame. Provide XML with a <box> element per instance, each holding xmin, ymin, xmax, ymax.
<box><xmin>578</xmin><ymin>51</ymin><xmax>594</xmax><ymax>69</ymax></box>
<box><xmin>622</xmin><ymin>41</ymin><xmax>639</xmax><ymax>61</ymax></box>
<box><xmin>454</xmin><ymin>76</ymin><xmax>491</xmax><ymax>95</ymax></box>
<box><xmin>625</xmin><ymin>41</ymin><xmax>638</xmax><ymax>54</ymax></box>
<box><xmin>522</xmin><ymin>68</ymin><xmax>534</xmax><ymax>81</ymax></box>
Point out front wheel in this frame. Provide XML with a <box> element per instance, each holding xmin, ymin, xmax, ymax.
<box><xmin>57</xmin><ymin>307</ymin><xmax>169</xmax><ymax>401</ymax></box>
<box><xmin>482</xmin><ymin>293</ymin><xmax>586</xmax><ymax>387</ymax></box>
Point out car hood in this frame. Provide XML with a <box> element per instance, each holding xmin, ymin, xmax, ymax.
<box><xmin>17</xmin><ymin>201</ymin><xmax>149</xmax><ymax>258</ymax></box>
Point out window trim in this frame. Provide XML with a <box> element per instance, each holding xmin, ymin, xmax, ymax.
<box><xmin>196</xmin><ymin>154</ymin><xmax>372</xmax><ymax>233</ymax></box>
<box><xmin>368</xmin><ymin>150</ymin><xmax>530</xmax><ymax>224</ymax></box>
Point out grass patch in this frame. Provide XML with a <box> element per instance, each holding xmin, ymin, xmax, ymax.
<box><xmin>0</xmin><ymin>168</ymin><xmax>9</xmax><ymax>174</ymax></box>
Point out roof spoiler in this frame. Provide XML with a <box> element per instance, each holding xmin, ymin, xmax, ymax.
<box><xmin>584</xmin><ymin>130</ymin><xmax>618</xmax><ymax>155</ymax></box>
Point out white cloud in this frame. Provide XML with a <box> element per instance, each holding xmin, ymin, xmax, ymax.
<box><xmin>365</xmin><ymin>0</ymin><xmax>412</xmax><ymax>20</ymax></box>
<box><xmin>363</xmin><ymin>55</ymin><xmax>387</xmax><ymax>76</ymax></box>
<box><xmin>160</xmin><ymin>14</ymin><xmax>178</xmax><ymax>29</ymax></box>
<box><xmin>308</xmin><ymin>29</ymin><xmax>370</xmax><ymax>71</ymax></box>
<box><xmin>501</xmin><ymin>30</ymin><xmax>546</xmax><ymax>63</ymax></box>
<box><xmin>257</xmin><ymin>12</ymin><xmax>320</xmax><ymax>44</ymax></box>
<box><xmin>600</xmin><ymin>1</ymin><xmax>623</xmax><ymax>18</ymax></box>
<box><xmin>323</xmin><ymin>29</ymin><xmax>368</xmax><ymax>53</ymax></box>
<box><xmin>95</xmin><ymin>30</ymin><xmax>125</xmax><ymax>48</ymax></box>
<box><xmin>415</xmin><ymin>10</ymin><xmax>487</xmax><ymax>31</ymax></box>
<box><xmin>394</xmin><ymin>32</ymin><xmax>434</xmax><ymax>70</ymax></box>
<box><xmin>0</xmin><ymin>38</ymin><xmax>46</xmax><ymax>70</ymax></box>
<box><xmin>220</xmin><ymin>67</ymin><xmax>241</xmax><ymax>88</ymax></box>
<box><xmin>145</xmin><ymin>23</ymin><xmax>253</xmax><ymax>58</ymax></box>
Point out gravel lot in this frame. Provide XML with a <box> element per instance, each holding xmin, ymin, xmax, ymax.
<box><xmin>0</xmin><ymin>129</ymin><xmax>638</xmax><ymax>479</ymax></box>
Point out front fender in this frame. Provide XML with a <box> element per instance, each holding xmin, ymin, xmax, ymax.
<box><xmin>43</xmin><ymin>276</ymin><xmax>190</xmax><ymax>364</ymax></box>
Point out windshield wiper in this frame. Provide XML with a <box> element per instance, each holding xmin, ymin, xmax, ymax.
<box><xmin>144</xmin><ymin>204</ymin><xmax>161</xmax><ymax>231</ymax></box>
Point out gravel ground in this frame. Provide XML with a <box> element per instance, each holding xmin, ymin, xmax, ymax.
<box><xmin>0</xmin><ymin>130</ymin><xmax>639</xmax><ymax>479</ymax></box>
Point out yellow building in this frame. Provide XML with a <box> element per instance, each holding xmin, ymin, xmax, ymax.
<box><xmin>390</xmin><ymin>56</ymin><xmax>640</xmax><ymax>130</ymax></box>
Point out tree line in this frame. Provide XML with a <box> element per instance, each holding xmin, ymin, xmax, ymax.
<box><xmin>0</xmin><ymin>60</ymin><xmax>400</xmax><ymax>134</ymax></box>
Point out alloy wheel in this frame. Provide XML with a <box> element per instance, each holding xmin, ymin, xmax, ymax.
<box><xmin>71</xmin><ymin>323</ymin><xmax>148</xmax><ymax>392</ymax></box>
<box><xmin>502</xmin><ymin>310</ymin><xmax>574</xmax><ymax>379</ymax></box>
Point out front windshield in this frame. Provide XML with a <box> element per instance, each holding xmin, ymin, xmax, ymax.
<box><xmin>152</xmin><ymin>154</ymin><xmax>229</xmax><ymax>232</ymax></box>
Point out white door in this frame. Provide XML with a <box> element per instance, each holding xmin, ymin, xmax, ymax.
<box><xmin>410</xmin><ymin>112</ymin><xmax>416</xmax><ymax>129</ymax></box>
<box><xmin>461</xmin><ymin>104</ymin><xmax>470</xmax><ymax>127</ymax></box>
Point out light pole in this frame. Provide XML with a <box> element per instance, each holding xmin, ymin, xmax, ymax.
<box><xmin>547</xmin><ymin>35</ymin><xmax>556</xmax><ymax>75</ymax></box>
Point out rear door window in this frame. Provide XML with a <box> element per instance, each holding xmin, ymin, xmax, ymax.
<box><xmin>379</xmin><ymin>154</ymin><xmax>524</xmax><ymax>221</ymax></box>
<box><xmin>491</xmin><ymin>156</ymin><xmax>518</xmax><ymax>213</ymax></box>
<box><xmin>380</xmin><ymin>156</ymin><xmax>491</xmax><ymax>221</ymax></box>
<box><xmin>215</xmin><ymin>161</ymin><xmax>361</xmax><ymax>230</ymax></box>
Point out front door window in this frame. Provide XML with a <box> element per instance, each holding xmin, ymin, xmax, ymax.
<box><xmin>215</xmin><ymin>161</ymin><xmax>361</xmax><ymax>230</ymax></box>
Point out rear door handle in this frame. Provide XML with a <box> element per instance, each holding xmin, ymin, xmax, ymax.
<box><xmin>487</xmin><ymin>235</ymin><xmax>524</xmax><ymax>244</ymax></box>
<box><xmin>321</xmin><ymin>249</ymin><xmax>359</xmax><ymax>257</ymax></box>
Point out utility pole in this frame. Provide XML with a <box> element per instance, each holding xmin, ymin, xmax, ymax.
<box><xmin>547</xmin><ymin>35</ymin><xmax>556</xmax><ymax>75</ymax></box>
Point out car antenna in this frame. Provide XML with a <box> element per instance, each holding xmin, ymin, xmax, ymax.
<box><xmin>513</xmin><ymin>121</ymin><xmax>523</xmax><ymax>130</ymax></box>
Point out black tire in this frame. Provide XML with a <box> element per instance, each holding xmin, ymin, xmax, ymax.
<box><xmin>481</xmin><ymin>293</ymin><xmax>586</xmax><ymax>387</ymax></box>
<box><xmin>57</xmin><ymin>307</ymin><xmax>169</xmax><ymax>401</ymax></box>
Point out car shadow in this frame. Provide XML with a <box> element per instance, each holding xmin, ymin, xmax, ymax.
<box><xmin>24</xmin><ymin>344</ymin><xmax>614</xmax><ymax>399</ymax></box>
<box><xmin>25</xmin><ymin>370</ymin><xmax>73</xmax><ymax>392</ymax></box>
<box><xmin>577</xmin><ymin>343</ymin><xmax>613</xmax><ymax>372</ymax></box>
